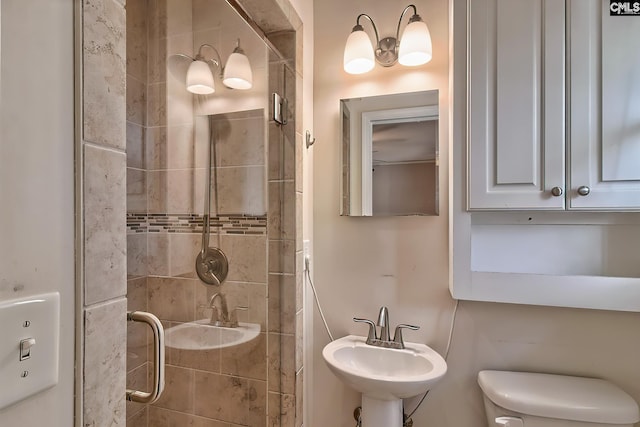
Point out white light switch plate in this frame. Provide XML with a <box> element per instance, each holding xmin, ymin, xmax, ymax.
<box><xmin>0</xmin><ymin>292</ymin><xmax>60</xmax><ymax>410</ymax></box>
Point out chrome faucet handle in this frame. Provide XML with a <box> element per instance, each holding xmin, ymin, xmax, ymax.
<box><xmin>209</xmin><ymin>306</ymin><xmax>220</xmax><ymax>324</ymax></box>
<box><xmin>392</xmin><ymin>324</ymin><xmax>420</xmax><ymax>349</ymax></box>
<box><xmin>377</xmin><ymin>306</ymin><xmax>390</xmax><ymax>341</ymax></box>
<box><xmin>353</xmin><ymin>318</ymin><xmax>377</xmax><ymax>343</ymax></box>
<box><xmin>229</xmin><ymin>306</ymin><xmax>249</xmax><ymax>327</ymax></box>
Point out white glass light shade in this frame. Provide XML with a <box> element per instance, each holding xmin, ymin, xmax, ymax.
<box><xmin>398</xmin><ymin>19</ymin><xmax>432</xmax><ymax>66</ymax></box>
<box><xmin>223</xmin><ymin>51</ymin><xmax>253</xmax><ymax>90</ymax></box>
<box><xmin>343</xmin><ymin>29</ymin><xmax>375</xmax><ymax>74</ymax></box>
<box><xmin>186</xmin><ymin>60</ymin><xmax>215</xmax><ymax>94</ymax></box>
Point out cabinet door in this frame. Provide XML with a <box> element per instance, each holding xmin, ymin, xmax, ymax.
<box><xmin>467</xmin><ymin>0</ymin><xmax>566</xmax><ymax>210</ymax></box>
<box><xmin>569</xmin><ymin>0</ymin><xmax>640</xmax><ymax>209</ymax></box>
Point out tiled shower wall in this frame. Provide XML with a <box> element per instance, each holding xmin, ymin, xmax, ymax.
<box><xmin>124</xmin><ymin>1</ymin><xmax>303</xmax><ymax>426</ymax></box>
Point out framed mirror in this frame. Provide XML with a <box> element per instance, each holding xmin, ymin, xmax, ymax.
<box><xmin>340</xmin><ymin>90</ymin><xmax>439</xmax><ymax>216</ymax></box>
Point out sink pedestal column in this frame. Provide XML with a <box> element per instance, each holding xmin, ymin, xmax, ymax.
<box><xmin>361</xmin><ymin>395</ymin><xmax>403</xmax><ymax>427</ymax></box>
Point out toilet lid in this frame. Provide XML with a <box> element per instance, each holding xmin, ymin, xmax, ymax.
<box><xmin>478</xmin><ymin>371</ymin><xmax>640</xmax><ymax>424</ymax></box>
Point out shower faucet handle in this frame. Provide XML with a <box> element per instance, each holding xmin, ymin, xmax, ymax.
<box><xmin>353</xmin><ymin>317</ymin><xmax>377</xmax><ymax>344</ymax></box>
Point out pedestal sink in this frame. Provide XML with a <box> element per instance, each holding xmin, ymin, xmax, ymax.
<box><xmin>322</xmin><ymin>335</ymin><xmax>447</xmax><ymax>427</ymax></box>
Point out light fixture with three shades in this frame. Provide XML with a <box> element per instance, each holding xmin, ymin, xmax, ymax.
<box><xmin>343</xmin><ymin>4</ymin><xmax>433</xmax><ymax>75</ymax></box>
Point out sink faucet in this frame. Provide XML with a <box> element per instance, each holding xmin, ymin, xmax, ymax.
<box><xmin>207</xmin><ymin>292</ymin><xmax>248</xmax><ymax>328</ymax></box>
<box><xmin>354</xmin><ymin>306</ymin><xmax>419</xmax><ymax>349</ymax></box>
<box><xmin>209</xmin><ymin>292</ymin><xmax>228</xmax><ymax>325</ymax></box>
<box><xmin>377</xmin><ymin>306</ymin><xmax>390</xmax><ymax>341</ymax></box>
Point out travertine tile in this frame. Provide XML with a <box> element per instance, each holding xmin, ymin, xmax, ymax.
<box><xmin>83</xmin><ymin>0</ymin><xmax>126</xmax><ymax>149</ymax></box>
<box><xmin>268</xmin><ymin>333</ymin><xmax>295</xmax><ymax>394</ymax></box>
<box><xmin>247</xmin><ymin>283</ymin><xmax>267</xmax><ymax>329</ymax></box>
<box><xmin>152</xmin><ymin>365</ymin><xmax>194</xmax><ymax>413</ymax></box>
<box><xmin>268</xmin><ymin>274</ymin><xmax>295</xmax><ymax>334</ymax></box>
<box><xmin>127</xmin><ymin>168</ymin><xmax>147</xmax><ymax>214</ymax></box>
<box><xmin>126</xmin><ymin>406</ymin><xmax>148</xmax><ymax>427</ymax></box>
<box><xmin>148</xmin><ymin>276</ymin><xmax>197</xmax><ymax>322</ymax></box>
<box><xmin>169</xmin><ymin>232</ymin><xmax>201</xmax><ymax>278</ymax></box>
<box><xmin>127</xmin><ymin>122</ymin><xmax>145</xmax><ymax>169</ymax></box>
<box><xmin>127</xmin><ymin>277</ymin><xmax>148</xmax><ymax>370</ymax></box>
<box><xmin>295</xmin><ymin>369</ymin><xmax>303</xmax><ymax>427</ymax></box>
<box><xmin>236</xmin><ymin>0</ymin><xmax>292</xmax><ymax>36</ymax></box>
<box><xmin>149</xmin><ymin>406</ymin><xmax>231</xmax><ymax>427</ymax></box>
<box><xmin>147</xmin><ymin>82</ymin><xmax>168</xmax><ymax>127</ymax></box>
<box><xmin>84</xmin><ymin>144</ymin><xmax>127</xmax><ymax>305</ymax></box>
<box><xmin>147</xmin><ymin>169</ymin><xmax>205</xmax><ymax>214</ymax></box>
<box><xmin>125</xmin><ymin>0</ymin><xmax>147</xmax><ymax>82</ymax></box>
<box><xmin>127</xmin><ymin>232</ymin><xmax>148</xmax><ymax>278</ymax></box>
<box><xmin>216</xmin><ymin>166</ymin><xmax>266</xmax><ymax>215</ymax></box>
<box><xmin>194</xmin><ymin>372</ymin><xmax>247</xmax><ymax>423</ymax></box>
<box><xmin>221</xmin><ymin>332</ymin><xmax>267</xmax><ymax>380</ymax></box>
<box><xmin>194</xmin><ymin>374</ymin><xmax>266</xmax><ymax>425</ymax></box>
<box><xmin>268</xmin><ymin>391</ymin><xmax>296</xmax><ymax>427</ymax></box>
<box><xmin>146</xmin><ymin>124</ymin><xmax>195</xmax><ymax>171</ymax></box>
<box><xmin>268</xmin><ymin>239</ymin><xmax>295</xmax><ymax>274</ymax></box>
<box><xmin>83</xmin><ymin>298</ymin><xmax>127</xmax><ymax>426</ymax></box>
<box><xmin>147</xmin><ymin>232</ymin><xmax>170</xmax><ymax>276</ymax></box>
<box><xmin>168</xmin><ymin>77</ymin><xmax>194</xmax><ymax>126</ymax></box>
<box><xmin>220</xmin><ymin>234</ymin><xmax>267</xmax><ymax>283</ymax></box>
<box><xmin>127</xmin><ymin>75</ymin><xmax>146</xmax><ymax>126</ymax></box>
<box><xmin>166</xmin><ymin>0</ymin><xmax>193</xmax><ymax>37</ymax></box>
<box><xmin>169</xmin><ymin>341</ymin><xmax>221</xmax><ymax>373</ymax></box>
<box><xmin>212</xmin><ymin>113</ymin><xmax>265</xmax><ymax>168</ymax></box>
<box><xmin>268</xmin><ymin>181</ymin><xmax>295</xmax><ymax>240</ymax></box>
<box><xmin>295</xmin><ymin>310</ymin><xmax>303</xmax><ymax>371</ymax></box>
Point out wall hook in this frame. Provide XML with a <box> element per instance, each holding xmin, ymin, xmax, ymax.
<box><xmin>306</xmin><ymin>130</ymin><xmax>316</xmax><ymax>148</ymax></box>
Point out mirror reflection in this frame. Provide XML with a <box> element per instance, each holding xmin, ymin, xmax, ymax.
<box><xmin>340</xmin><ymin>90</ymin><xmax>439</xmax><ymax>216</ymax></box>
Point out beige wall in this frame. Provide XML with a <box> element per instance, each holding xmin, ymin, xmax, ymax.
<box><xmin>312</xmin><ymin>1</ymin><xmax>640</xmax><ymax>427</ymax></box>
<box><xmin>0</xmin><ymin>1</ymin><xmax>75</xmax><ymax>425</ymax></box>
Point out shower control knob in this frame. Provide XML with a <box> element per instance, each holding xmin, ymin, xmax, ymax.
<box><xmin>551</xmin><ymin>187</ymin><xmax>563</xmax><ymax>197</ymax></box>
<box><xmin>577</xmin><ymin>186</ymin><xmax>590</xmax><ymax>196</ymax></box>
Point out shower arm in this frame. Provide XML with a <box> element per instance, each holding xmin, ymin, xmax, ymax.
<box><xmin>201</xmin><ymin>119</ymin><xmax>212</xmax><ymax>258</ymax></box>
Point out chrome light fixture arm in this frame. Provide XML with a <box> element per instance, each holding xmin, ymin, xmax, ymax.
<box><xmin>395</xmin><ymin>5</ymin><xmax>419</xmax><ymax>45</ymax></box>
<box><xmin>354</xmin><ymin>13</ymin><xmax>380</xmax><ymax>49</ymax></box>
<box><xmin>195</xmin><ymin>43</ymin><xmax>223</xmax><ymax>75</ymax></box>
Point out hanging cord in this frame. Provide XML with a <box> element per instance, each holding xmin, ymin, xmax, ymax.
<box><xmin>403</xmin><ymin>299</ymin><xmax>460</xmax><ymax>422</ymax></box>
<box><xmin>305</xmin><ymin>257</ymin><xmax>334</xmax><ymax>342</ymax></box>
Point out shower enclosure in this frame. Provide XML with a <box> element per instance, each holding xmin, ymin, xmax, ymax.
<box><xmin>124</xmin><ymin>1</ymin><xmax>302</xmax><ymax>425</ymax></box>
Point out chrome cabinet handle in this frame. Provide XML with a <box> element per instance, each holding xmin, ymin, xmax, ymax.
<box><xmin>126</xmin><ymin>311</ymin><xmax>165</xmax><ymax>404</ymax></box>
<box><xmin>577</xmin><ymin>186</ymin><xmax>590</xmax><ymax>196</ymax></box>
<box><xmin>551</xmin><ymin>187</ymin><xmax>563</xmax><ymax>197</ymax></box>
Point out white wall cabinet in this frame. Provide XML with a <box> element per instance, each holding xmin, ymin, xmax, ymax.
<box><xmin>450</xmin><ymin>0</ymin><xmax>640</xmax><ymax>312</ymax></box>
<box><xmin>468</xmin><ymin>0</ymin><xmax>640</xmax><ymax>211</ymax></box>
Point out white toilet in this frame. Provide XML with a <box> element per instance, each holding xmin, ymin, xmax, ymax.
<box><xmin>478</xmin><ymin>370</ymin><xmax>640</xmax><ymax>427</ymax></box>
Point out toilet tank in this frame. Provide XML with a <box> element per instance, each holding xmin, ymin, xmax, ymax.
<box><xmin>478</xmin><ymin>371</ymin><xmax>640</xmax><ymax>427</ymax></box>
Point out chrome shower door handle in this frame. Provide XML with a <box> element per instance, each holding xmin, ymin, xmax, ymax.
<box><xmin>126</xmin><ymin>311</ymin><xmax>165</xmax><ymax>404</ymax></box>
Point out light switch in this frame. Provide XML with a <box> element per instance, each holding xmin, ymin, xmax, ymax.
<box><xmin>20</xmin><ymin>337</ymin><xmax>36</xmax><ymax>361</ymax></box>
<box><xmin>0</xmin><ymin>292</ymin><xmax>59</xmax><ymax>410</ymax></box>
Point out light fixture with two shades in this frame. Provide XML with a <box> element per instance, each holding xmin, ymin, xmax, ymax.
<box><xmin>343</xmin><ymin>4</ymin><xmax>433</xmax><ymax>75</ymax></box>
<box><xmin>185</xmin><ymin>39</ymin><xmax>253</xmax><ymax>94</ymax></box>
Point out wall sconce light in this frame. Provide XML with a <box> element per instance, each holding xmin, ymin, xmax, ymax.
<box><xmin>343</xmin><ymin>4</ymin><xmax>432</xmax><ymax>75</ymax></box>
<box><xmin>184</xmin><ymin>40</ymin><xmax>253</xmax><ymax>94</ymax></box>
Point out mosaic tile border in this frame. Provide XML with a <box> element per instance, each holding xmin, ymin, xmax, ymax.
<box><xmin>127</xmin><ymin>213</ymin><xmax>267</xmax><ymax>235</ymax></box>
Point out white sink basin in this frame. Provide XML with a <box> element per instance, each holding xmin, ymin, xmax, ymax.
<box><xmin>322</xmin><ymin>335</ymin><xmax>447</xmax><ymax>400</ymax></box>
<box><xmin>165</xmin><ymin>319</ymin><xmax>260</xmax><ymax>350</ymax></box>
